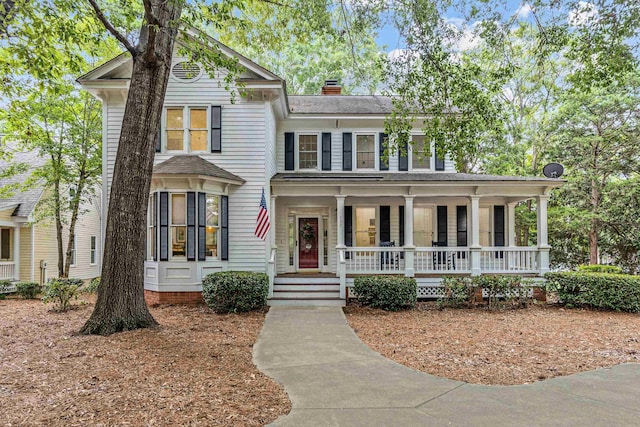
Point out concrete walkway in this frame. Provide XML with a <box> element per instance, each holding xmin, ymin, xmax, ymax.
<box><xmin>253</xmin><ymin>306</ymin><xmax>640</xmax><ymax>426</ymax></box>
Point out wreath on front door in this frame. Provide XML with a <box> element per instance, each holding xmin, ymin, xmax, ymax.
<box><xmin>300</xmin><ymin>223</ymin><xmax>315</xmax><ymax>241</ymax></box>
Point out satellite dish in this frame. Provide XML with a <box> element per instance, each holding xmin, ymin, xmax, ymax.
<box><xmin>543</xmin><ymin>163</ymin><xmax>564</xmax><ymax>178</ymax></box>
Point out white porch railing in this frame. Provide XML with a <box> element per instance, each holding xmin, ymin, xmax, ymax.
<box><xmin>480</xmin><ymin>247</ymin><xmax>538</xmax><ymax>273</ymax></box>
<box><xmin>0</xmin><ymin>262</ymin><xmax>16</xmax><ymax>281</ymax></box>
<box><xmin>414</xmin><ymin>247</ymin><xmax>471</xmax><ymax>273</ymax></box>
<box><xmin>341</xmin><ymin>246</ymin><xmax>540</xmax><ymax>275</ymax></box>
<box><xmin>344</xmin><ymin>247</ymin><xmax>405</xmax><ymax>274</ymax></box>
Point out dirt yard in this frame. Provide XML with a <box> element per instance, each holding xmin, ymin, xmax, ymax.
<box><xmin>345</xmin><ymin>303</ymin><xmax>640</xmax><ymax>385</ymax></box>
<box><xmin>0</xmin><ymin>296</ymin><xmax>290</xmax><ymax>426</ymax></box>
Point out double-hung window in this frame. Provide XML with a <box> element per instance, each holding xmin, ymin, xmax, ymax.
<box><xmin>356</xmin><ymin>134</ymin><xmax>375</xmax><ymax>170</ymax></box>
<box><xmin>165</xmin><ymin>106</ymin><xmax>209</xmax><ymax>152</ymax></box>
<box><xmin>205</xmin><ymin>194</ymin><xmax>219</xmax><ymax>258</ymax></box>
<box><xmin>90</xmin><ymin>236</ymin><xmax>97</xmax><ymax>265</ymax></box>
<box><xmin>171</xmin><ymin>194</ymin><xmax>187</xmax><ymax>258</ymax></box>
<box><xmin>70</xmin><ymin>237</ymin><xmax>76</xmax><ymax>266</ymax></box>
<box><xmin>355</xmin><ymin>207</ymin><xmax>376</xmax><ymax>246</ymax></box>
<box><xmin>413</xmin><ymin>207</ymin><xmax>433</xmax><ymax>246</ymax></box>
<box><xmin>411</xmin><ymin>135</ymin><xmax>431</xmax><ymax>170</ymax></box>
<box><xmin>298</xmin><ymin>134</ymin><xmax>318</xmax><ymax>170</ymax></box>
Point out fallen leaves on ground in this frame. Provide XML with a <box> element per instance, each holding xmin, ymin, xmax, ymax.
<box><xmin>0</xmin><ymin>296</ymin><xmax>290</xmax><ymax>426</ymax></box>
<box><xmin>344</xmin><ymin>303</ymin><xmax>640</xmax><ymax>385</ymax></box>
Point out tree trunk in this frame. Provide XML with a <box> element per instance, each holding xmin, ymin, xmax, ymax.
<box><xmin>80</xmin><ymin>4</ymin><xmax>182</xmax><ymax>335</ymax></box>
<box><xmin>53</xmin><ymin>155</ymin><xmax>65</xmax><ymax>278</ymax></box>
<box><xmin>589</xmin><ymin>179</ymin><xmax>599</xmax><ymax>265</ymax></box>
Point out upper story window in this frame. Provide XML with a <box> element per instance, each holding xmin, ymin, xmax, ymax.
<box><xmin>356</xmin><ymin>134</ymin><xmax>375</xmax><ymax>170</ymax></box>
<box><xmin>164</xmin><ymin>106</ymin><xmax>211</xmax><ymax>153</ymax></box>
<box><xmin>298</xmin><ymin>134</ymin><xmax>318</xmax><ymax>170</ymax></box>
<box><xmin>411</xmin><ymin>135</ymin><xmax>431</xmax><ymax>170</ymax></box>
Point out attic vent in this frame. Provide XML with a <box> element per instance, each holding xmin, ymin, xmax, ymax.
<box><xmin>171</xmin><ymin>61</ymin><xmax>202</xmax><ymax>81</ymax></box>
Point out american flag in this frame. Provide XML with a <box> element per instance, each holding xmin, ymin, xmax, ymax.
<box><xmin>254</xmin><ymin>188</ymin><xmax>270</xmax><ymax>240</ymax></box>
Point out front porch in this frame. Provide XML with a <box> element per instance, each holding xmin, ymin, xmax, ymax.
<box><xmin>267</xmin><ymin>172</ymin><xmax>560</xmax><ymax>304</ymax></box>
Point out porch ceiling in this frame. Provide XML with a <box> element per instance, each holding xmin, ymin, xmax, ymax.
<box><xmin>271</xmin><ymin>172</ymin><xmax>562</xmax><ymax>200</ymax></box>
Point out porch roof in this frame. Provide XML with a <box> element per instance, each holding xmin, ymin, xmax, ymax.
<box><xmin>271</xmin><ymin>172</ymin><xmax>563</xmax><ymax>184</ymax></box>
<box><xmin>153</xmin><ymin>155</ymin><xmax>245</xmax><ymax>184</ymax></box>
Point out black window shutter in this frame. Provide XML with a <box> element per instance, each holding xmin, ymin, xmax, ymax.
<box><xmin>456</xmin><ymin>205</ymin><xmax>468</xmax><ymax>247</ymax></box>
<box><xmin>155</xmin><ymin>122</ymin><xmax>161</xmax><ymax>153</ymax></box>
<box><xmin>322</xmin><ymin>132</ymin><xmax>331</xmax><ymax>171</ymax></box>
<box><xmin>344</xmin><ymin>205</ymin><xmax>352</xmax><ymax>247</ymax></box>
<box><xmin>494</xmin><ymin>206</ymin><xmax>505</xmax><ymax>247</ymax></box>
<box><xmin>399</xmin><ymin>206</ymin><xmax>405</xmax><ymax>246</ymax></box>
<box><xmin>379</xmin><ymin>133</ymin><xmax>388</xmax><ymax>171</ymax></box>
<box><xmin>284</xmin><ymin>132</ymin><xmax>295</xmax><ymax>170</ymax></box>
<box><xmin>437</xmin><ymin>205</ymin><xmax>448</xmax><ymax>245</ymax></box>
<box><xmin>211</xmin><ymin>106</ymin><xmax>221</xmax><ymax>152</ymax></box>
<box><xmin>197</xmin><ymin>192</ymin><xmax>206</xmax><ymax>261</ymax></box>
<box><xmin>186</xmin><ymin>192</ymin><xmax>196</xmax><ymax>261</ymax></box>
<box><xmin>380</xmin><ymin>206</ymin><xmax>390</xmax><ymax>242</ymax></box>
<box><xmin>159</xmin><ymin>192</ymin><xmax>169</xmax><ymax>261</ymax></box>
<box><xmin>152</xmin><ymin>192</ymin><xmax>158</xmax><ymax>261</ymax></box>
<box><xmin>398</xmin><ymin>140</ymin><xmax>408</xmax><ymax>171</ymax></box>
<box><xmin>342</xmin><ymin>132</ymin><xmax>352</xmax><ymax>171</ymax></box>
<box><xmin>221</xmin><ymin>195</ymin><xmax>229</xmax><ymax>260</ymax></box>
<box><xmin>435</xmin><ymin>145</ymin><xmax>445</xmax><ymax>171</ymax></box>
<box><xmin>0</xmin><ymin>229</ymin><xmax>9</xmax><ymax>259</ymax></box>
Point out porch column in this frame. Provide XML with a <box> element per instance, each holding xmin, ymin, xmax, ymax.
<box><xmin>13</xmin><ymin>226</ymin><xmax>20</xmax><ymax>281</ymax></box>
<box><xmin>267</xmin><ymin>195</ymin><xmax>277</xmax><ymax>298</ymax></box>
<box><xmin>335</xmin><ymin>195</ymin><xmax>347</xmax><ymax>298</ymax></box>
<box><xmin>336</xmin><ymin>195</ymin><xmax>346</xmax><ymax>249</ymax></box>
<box><xmin>507</xmin><ymin>202</ymin><xmax>517</xmax><ymax>247</ymax></box>
<box><xmin>403</xmin><ymin>195</ymin><xmax>415</xmax><ymax>277</ymax></box>
<box><xmin>469</xmin><ymin>195</ymin><xmax>481</xmax><ymax>276</ymax></box>
<box><xmin>536</xmin><ymin>195</ymin><xmax>550</xmax><ymax>276</ymax></box>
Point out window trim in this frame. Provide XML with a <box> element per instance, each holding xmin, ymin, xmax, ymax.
<box><xmin>409</xmin><ymin>134</ymin><xmax>433</xmax><ymax>171</ymax></box>
<box><xmin>70</xmin><ymin>236</ymin><xmax>76</xmax><ymax>267</ymax></box>
<box><xmin>162</xmin><ymin>105</ymin><xmax>211</xmax><ymax>154</ymax></box>
<box><xmin>354</xmin><ymin>133</ymin><xmax>377</xmax><ymax>171</ymax></box>
<box><xmin>296</xmin><ymin>132</ymin><xmax>321</xmax><ymax>171</ymax></box>
<box><xmin>90</xmin><ymin>236</ymin><xmax>97</xmax><ymax>265</ymax></box>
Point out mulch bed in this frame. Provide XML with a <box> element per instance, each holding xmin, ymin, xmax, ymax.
<box><xmin>344</xmin><ymin>302</ymin><xmax>640</xmax><ymax>385</ymax></box>
<box><xmin>0</xmin><ymin>296</ymin><xmax>290</xmax><ymax>426</ymax></box>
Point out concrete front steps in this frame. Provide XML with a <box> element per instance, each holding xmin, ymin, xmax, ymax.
<box><xmin>268</xmin><ymin>276</ymin><xmax>345</xmax><ymax>307</ymax></box>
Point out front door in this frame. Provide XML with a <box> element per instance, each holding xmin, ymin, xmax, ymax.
<box><xmin>298</xmin><ymin>218</ymin><xmax>319</xmax><ymax>269</ymax></box>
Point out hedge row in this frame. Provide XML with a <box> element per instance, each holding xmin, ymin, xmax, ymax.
<box><xmin>577</xmin><ymin>264</ymin><xmax>623</xmax><ymax>274</ymax></box>
<box><xmin>353</xmin><ymin>276</ymin><xmax>417</xmax><ymax>311</ymax></box>
<box><xmin>545</xmin><ymin>272</ymin><xmax>640</xmax><ymax>312</ymax></box>
<box><xmin>439</xmin><ymin>275</ymin><xmax>533</xmax><ymax>309</ymax></box>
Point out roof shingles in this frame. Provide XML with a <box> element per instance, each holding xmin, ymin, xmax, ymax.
<box><xmin>153</xmin><ymin>156</ymin><xmax>245</xmax><ymax>183</ymax></box>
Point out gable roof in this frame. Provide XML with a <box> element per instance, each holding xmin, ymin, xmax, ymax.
<box><xmin>78</xmin><ymin>32</ymin><xmax>283</xmax><ymax>83</ymax></box>
<box><xmin>0</xmin><ymin>150</ymin><xmax>46</xmax><ymax>218</ymax></box>
<box><xmin>153</xmin><ymin>155</ymin><xmax>245</xmax><ymax>184</ymax></box>
<box><xmin>288</xmin><ymin>95</ymin><xmax>393</xmax><ymax>115</ymax></box>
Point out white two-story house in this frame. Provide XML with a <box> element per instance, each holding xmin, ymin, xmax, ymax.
<box><xmin>79</xmin><ymin>38</ymin><xmax>562</xmax><ymax>306</ymax></box>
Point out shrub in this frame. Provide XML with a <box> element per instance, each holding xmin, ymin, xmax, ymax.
<box><xmin>472</xmin><ymin>275</ymin><xmax>531</xmax><ymax>310</ymax></box>
<box><xmin>546</xmin><ymin>272</ymin><xmax>640</xmax><ymax>312</ymax></box>
<box><xmin>437</xmin><ymin>276</ymin><xmax>475</xmax><ymax>309</ymax></box>
<box><xmin>577</xmin><ymin>264</ymin><xmax>622</xmax><ymax>274</ymax></box>
<box><xmin>84</xmin><ymin>277</ymin><xmax>100</xmax><ymax>293</ymax></box>
<box><xmin>353</xmin><ymin>276</ymin><xmax>417</xmax><ymax>311</ymax></box>
<box><xmin>42</xmin><ymin>278</ymin><xmax>83</xmax><ymax>312</ymax></box>
<box><xmin>0</xmin><ymin>280</ymin><xmax>10</xmax><ymax>300</ymax></box>
<box><xmin>202</xmin><ymin>271</ymin><xmax>268</xmax><ymax>313</ymax></box>
<box><xmin>15</xmin><ymin>282</ymin><xmax>40</xmax><ymax>299</ymax></box>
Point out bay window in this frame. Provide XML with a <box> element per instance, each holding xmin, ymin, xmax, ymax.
<box><xmin>171</xmin><ymin>194</ymin><xmax>187</xmax><ymax>258</ymax></box>
<box><xmin>205</xmin><ymin>194</ymin><xmax>219</xmax><ymax>257</ymax></box>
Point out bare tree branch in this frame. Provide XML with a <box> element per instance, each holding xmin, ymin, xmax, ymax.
<box><xmin>87</xmin><ymin>0</ymin><xmax>137</xmax><ymax>57</ymax></box>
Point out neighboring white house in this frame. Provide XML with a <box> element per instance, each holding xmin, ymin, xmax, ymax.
<box><xmin>0</xmin><ymin>150</ymin><xmax>102</xmax><ymax>285</ymax></box>
<box><xmin>79</xmin><ymin>39</ymin><xmax>562</xmax><ymax>306</ymax></box>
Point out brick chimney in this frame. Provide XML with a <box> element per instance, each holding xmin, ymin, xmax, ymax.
<box><xmin>321</xmin><ymin>79</ymin><xmax>341</xmax><ymax>95</ymax></box>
